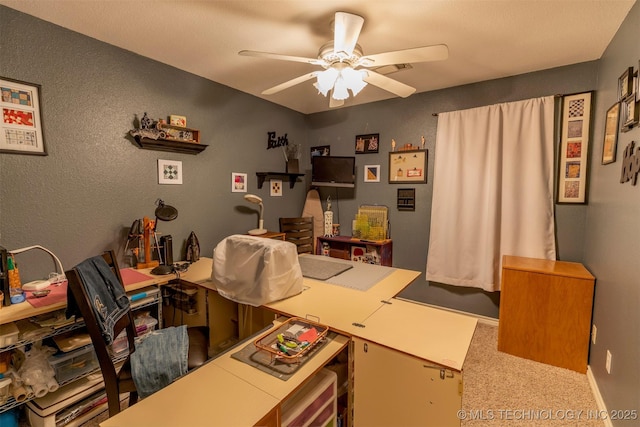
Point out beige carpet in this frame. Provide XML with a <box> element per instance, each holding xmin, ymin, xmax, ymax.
<box><xmin>462</xmin><ymin>322</ymin><xmax>604</xmax><ymax>427</ymax></box>
<box><xmin>35</xmin><ymin>322</ymin><xmax>603</xmax><ymax>427</ymax></box>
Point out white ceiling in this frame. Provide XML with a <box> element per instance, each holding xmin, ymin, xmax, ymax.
<box><xmin>1</xmin><ymin>0</ymin><xmax>635</xmax><ymax>114</ymax></box>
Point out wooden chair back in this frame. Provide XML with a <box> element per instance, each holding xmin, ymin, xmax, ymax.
<box><xmin>66</xmin><ymin>250</ymin><xmax>138</xmax><ymax>416</ymax></box>
<box><xmin>279</xmin><ymin>217</ymin><xmax>314</xmax><ymax>254</ymax></box>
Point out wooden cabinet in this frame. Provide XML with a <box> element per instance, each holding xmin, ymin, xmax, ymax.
<box><xmin>316</xmin><ymin>236</ymin><xmax>392</xmax><ymax>266</ymax></box>
<box><xmin>498</xmin><ymin>255</ymin><xmax>595</xmax><ymax>373</ymax></box>
<box><xmin>352</xmin><ymin>337</ymin><xmax>463</xmax><ymax>427</ymax></box>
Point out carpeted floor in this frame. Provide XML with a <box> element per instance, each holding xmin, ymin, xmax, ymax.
<box><xmin>462</xmin><ymin>322</ymin><xmax>604</xmax><ymax>427</ymax></box>
<box><xmin>31</xmin><ymin>322</ymin><xmax>604</xmax><ymax>427</ymax></box>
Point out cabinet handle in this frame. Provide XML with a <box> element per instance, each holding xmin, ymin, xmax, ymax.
<box><xmin>364</xmin><ymin>342</ymin><xmax>368</xmax><ymax>353</ymax></box>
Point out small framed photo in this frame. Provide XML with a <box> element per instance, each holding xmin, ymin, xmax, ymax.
<box><xmin>389</xmin><ymin>150</ymin><xmax>427</xmax><ymax>184</ymax></box>
<box><xmin>620</xmin><ymin>94</ymin><xmax>638</xmax><ymax>131</ymax></box>
<box><xmin>364</xmin><ymin>165</ymin><xmax>380</xmax><ymax>182</ymax></box>
<box><xmin>231</xmin><ymin>172</ymin><xmax>247</xmax><ymax>192</ymax></box>
<box><xmin>158</xmin><ymin>159</ymin><xmax>183</xmax><ymax>184</ymax></box>
<box><xmin>602</xmin><ymin>102</ymin><xmax>620</xmax><ymax>165</ymax></box>
<box><xmin>270</xmin><ymin>179</ymin><xmax>282</xmax><ymax>196</ymax></box>
<box><xmin>169</xmin><ymin>115</ymin><xmax>186</xmax><ymax>127</ymax></box>
<box><xmin>355</xmin><ymin>133</ymin><xmax>379</xmax><ymax>154</ymax></box>
<box><xmin>618</xmin><ymin>67</ymin><xmax>633</xmax><ymax>100</ymax></box>
<box><xmin>0</xmin><ymin>77</ymin><xmax>47</xmax><ymax>155</ymax></box>
<box><xmin>310</xmin><ymin>145</ymin><xmax>330</xmax><ymax>158</ymax></box>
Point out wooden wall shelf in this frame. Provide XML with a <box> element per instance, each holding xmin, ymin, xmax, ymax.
<box><xmin>256</xmin><ymin>172</ymin><xmax>305</xmax><ymax>189</ymax></box>
<box><xmin>133</xmin><ymin>136</ymin><xmax>208</xmax><ymax>155</ymax></box>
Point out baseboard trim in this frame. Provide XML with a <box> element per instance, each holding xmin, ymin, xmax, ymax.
<box><xmin>395</xmin><ymin>297</ymin><xmax>499</xmax><ymax>326</ymax></box>
<box><xmin>587</xmin><ymin>366</ymin><xmax>613</xmax><ymax>427</ymax></box>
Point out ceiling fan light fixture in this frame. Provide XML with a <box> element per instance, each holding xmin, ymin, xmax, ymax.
<box><xmin>332</xmin><ymin>76</ymin><xmax>350</xmax><ymax>100</ymax></box>
<box><xmin>315</xmin><ymin>68</ymin><xmax>339</xmax><ymax>96</ymax></box>
<box><xmin>341</xmin><ymin>67</ymin><xmax>367</xmax><ymax>96</ymax></box>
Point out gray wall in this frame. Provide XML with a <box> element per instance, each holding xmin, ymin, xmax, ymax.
<box><xmin>307</xmin><ymin>62</ymin><xmax>597</xmax><ymax>318</ymax></box>
<box><xmin>0</xmin><ymin>5</ymin><xmax>309</xmax><ymax>277</ymax></box>
<box><xmin>585</xmin><ymin>2</ymin><xmax>640</xmax><ymax>424</ymax></box>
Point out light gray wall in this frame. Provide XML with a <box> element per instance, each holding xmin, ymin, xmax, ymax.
<box><xmin>585</xmin><ymin>1</ymin><xmax>640</xmax><ymax>424</ymax></box>
<box><xmin>306</xmin><ymin>62</ymin><xmax>597</xmax><ymax>318</ymax></box>
<box><xmin>0</xmin><ymin>5</ymin><xmax>309</xmax><ymax>278</ymax></box>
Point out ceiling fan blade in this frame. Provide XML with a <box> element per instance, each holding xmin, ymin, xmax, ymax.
<box><xmin>329</xmin><ymin>94</ymin><xmax>345</xmax><ymax>108</ymax></box>
<box><xmin>363</xmin><ymin>70</ymin><xmax>416</xmax><ymax>98</ymax></box>
<box><xmin>239</xmin><ymin>50</ymin><xmax>325</xmax><ymax>66</ymax></box>
<box><xmin>360</xmin><ymin>44</ymin><xmax>449</xmax><ymax>67</ymax></box>
<box><xmin>262</xmin><ymin>72</ymin><xmax>318</xmax><ymax>95</ymax></box>
<box><xmin>333</xmin><ymin>12</ymin><xmax>364</xmax><ymax>56</ymax></box>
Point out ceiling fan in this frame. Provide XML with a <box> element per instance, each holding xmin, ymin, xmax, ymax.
<box><xmin>239</xmin><ymin>11</ymin><xmax>448</xmax><ymax>108</ymax></box>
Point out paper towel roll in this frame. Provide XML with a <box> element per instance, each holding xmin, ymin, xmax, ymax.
<box><xmin>33</xmin><ymin>383</ymin><xmax>48</xmax><ymax>398</ymax></box>
<box><xmin>47</xmin><ymin>378</ymin><xmax>59</xmax><ymax>393</ymax></box>
<box><xmin>11</xmin><ymin>384</ymin><xmax>27</xmax><ymax>402</ymax></box>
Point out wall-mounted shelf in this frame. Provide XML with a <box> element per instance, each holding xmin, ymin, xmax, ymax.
<box><xmin>133</xmin><ymin>136</ymin><xmax>208</xmax><ymax>155</ymax></box>
<box><xmin>256</xmin><ymin>172</ymin><xmax>305</xmax><ymax>189</ymax></box>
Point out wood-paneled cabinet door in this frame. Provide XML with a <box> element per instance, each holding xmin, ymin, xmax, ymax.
<box><xmin>352</xmin><ymin>337</ymin><xmax>463</xmax><ymax>427</ymax></box>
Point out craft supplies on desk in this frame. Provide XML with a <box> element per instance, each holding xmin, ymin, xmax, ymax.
<box><xmin>254</xmin><ymin>317</ymin><xmax>328</xmax><ymax>364</ymax></box>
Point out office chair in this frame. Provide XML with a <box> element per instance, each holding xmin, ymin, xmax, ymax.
<box><xmin>66</xmin><ymin>250</ymin><xmax>209</xmax><ymax>416</ymax></box>
<box><xmin>279</xmin><ymin>217</ymin><xmax>314</xmax><ymax>254</ymax></box>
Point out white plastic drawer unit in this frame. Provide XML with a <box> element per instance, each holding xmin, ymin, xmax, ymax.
<box><xmin>281</xmin><ymin>368</ymin><xmax>337</xmax><ymax>427</ymax></box>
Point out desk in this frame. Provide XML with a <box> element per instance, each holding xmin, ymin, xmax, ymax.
<box><xmin>105</xmin><ymin>256</ymin><xmax>477</xmax><ymax>427</ymax></box>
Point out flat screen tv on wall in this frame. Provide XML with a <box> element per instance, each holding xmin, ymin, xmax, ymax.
<box><xmin>311</xmin><ymin>156</ymin><xmax>356</xmax><ymax>188</ymax></box>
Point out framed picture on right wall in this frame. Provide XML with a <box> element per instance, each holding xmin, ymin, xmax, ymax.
<box><xmin>557</xmin><ymin>91</ymin><xmax>592</xmax><ymax>204</ymax></box>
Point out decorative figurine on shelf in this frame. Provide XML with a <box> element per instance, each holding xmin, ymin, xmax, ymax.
<box><xmin>324</xmin><ymin>196</ymin><xmax>334</xmax><ymax>237</ymax></box>
<box><xmin>421</xmin><ymin>135</ymin><xmax>425</xmax><ymax>149</ymax></box>
<box><xmin>391</xmin><ymin>139</ymin><xmax>396</xmax><ymax>152</ymax></box>
<box><xmin>140</xmin><ymin>112</ymin><xmax>153</xmax><ymax>130</ymax></box>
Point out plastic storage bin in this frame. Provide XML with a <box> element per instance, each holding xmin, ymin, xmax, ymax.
<box><xmin>0</xmin><ymin>322</ymin><xmax>19</xmax><ymax>348</ymax></box>
<box><xmin>110</xmin><ymin>315</ymin><xmax>158</xmax><ymax>355</ymax></box>
<box><xmin>48</xmin><ymin>346</ymin><xmax>99</xmax><ymax>384</ymax></box>
<box><xmin>281</xmin><ymin>368</ymin><xmax>337</xmax><ymax>427</ymax></box>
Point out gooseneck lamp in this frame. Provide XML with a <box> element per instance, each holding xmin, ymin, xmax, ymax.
<box><xmin>244</xmin><ymin>194</ymin><xmax>267</xmax><ymax>235</ymax></box>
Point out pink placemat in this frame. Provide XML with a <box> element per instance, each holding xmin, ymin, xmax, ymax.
<box><xmin>26</xmin><ymin>281</ymin><xmax>68</xmax><ymax>308</ymax></box>
<box><xmin>120</xmin><ymin>269</ymin><xmax>154</xmax><ymax>287</ymax></box>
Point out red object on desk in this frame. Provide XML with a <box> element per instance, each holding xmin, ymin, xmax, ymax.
<box><xmin>26</xmin><ymin>280</ymin><xmax>68</xmax><ymax>308</ymax></box>
<box><xmin>120</xmin><ymin>269</ymin><xmax>154</xmax><ymax>287</ymax></box>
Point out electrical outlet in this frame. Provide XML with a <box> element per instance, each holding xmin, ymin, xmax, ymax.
<box><xmin>592</xmin><ymin>324</ymin><xmax>597</xmax><ymax>345</ymax></box>
<box><xmin>606</xmin><ymin>350</ymin><xmax>612</xmax><ymax>374</ymax></box>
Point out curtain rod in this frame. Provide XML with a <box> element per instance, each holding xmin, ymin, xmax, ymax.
<box><xmin>431</xmin><ymin>94</ymin><xmax>564</xmax><ymax>116</ymax></box>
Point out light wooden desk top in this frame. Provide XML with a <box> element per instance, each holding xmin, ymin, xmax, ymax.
<box><xmin>102</xmin><ymin>256</ymin><xmax>477</xmax><ymax>427</ymax></box>
<box><xmin>100</xmin><ymin>362</ymin><xmax>280</xmax><ymax>427</ymax></box>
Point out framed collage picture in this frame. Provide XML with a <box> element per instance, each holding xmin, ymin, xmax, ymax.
<box><xmin>557</xmin><ymin>92</ymin><xmax>592</xmax><ymax>204</ymax></box>
<box><xmin>388</xmin><ymin>150</ymin><xmax>427</xmax><ymax>184</ymax></box>
<box><xmin>355</xmin><ymin>133</ymin><xmax>379</xmax><ymax>154</ymax></box>
<box><xmin>0</xmin><ymin>77</ymin><xmax>47</xmax><ymax>155</ymax></box>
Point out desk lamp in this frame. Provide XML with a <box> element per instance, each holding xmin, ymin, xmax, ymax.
<box><xmin>150</xmin><ymin>199</ymin><xmax>178</xmax><ymax>275</ymax></box>
<box><xmin>244</xmin><ymin>194</ymin><xmax>267</xmax><ymax>235</ymax></box>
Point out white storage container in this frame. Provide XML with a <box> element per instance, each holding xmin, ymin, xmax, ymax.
<box><xmin>281</xmin><ymin>368</ymin><xmax>337</xmax><ymax>427</ymax></box>
<box><xmin>0</xmin><ymin>322</ymin><xmax>19</xmax><ymax>347</ymax></box>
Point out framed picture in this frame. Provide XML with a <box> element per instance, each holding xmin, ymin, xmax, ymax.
<box><xmin>231</xmin><ymin>172</ymin><xmax>247</xmax><ymax>192</ymax></box>
<box><xmin>618</xmin><ymin>67</ymin><xmax>633</xmax><ymax>100</ymax></box>
<box><xmin>270</xmin><ymin>179</ymin><xmax>282</xmax><ymax>196</ymax></box>
<box><xmin>620</xmin><ymin>94</ymin><xmax>638</xmax><ymax>132</ymax></box>
<box><xmin>364</xmin><ymin>165</ymin><xmax>380</xmax><ymax>182</ymax></box>
<box><xmin>169</xmin><ymin>115</ymin><xmax>186</xmax><ymax>127</ymax></box>
<box><xmin>310</xmin><ymin>145</ymin><xmax>330</xmax><ymax>158</ymax></box>
<box><xmin>0</xmin><ymin>77</ymin><xmax>47</xmax><ymax>155</ymax></box>
<box><xmin>388</xmin><ymin>150</ymin><xmax>427</xmax><ymax>184</ymax></box>
<box><xmin>557</xmin><ymin>91</ymin><xmax>592</xmax><ymax>204</ymax></box>
<box><xmin>602</xmin><ymin>102</ymin><xmax>620</xmax><ymax>165</ymax></box>
<box><xmin>158</xmin><ymin>159</ymin><xmax>183</xmax><ymax>184</ymax></box>
<box><xmin>355</xmin><ymin>133</ymin><xmax>379</xmax><ymax>154</ymax></box>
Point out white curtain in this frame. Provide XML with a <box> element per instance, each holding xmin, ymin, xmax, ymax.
<box><xmin>425</xmin><ymin>96</ymin><xmax>556</xmax><ymax>292</ymax></box>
